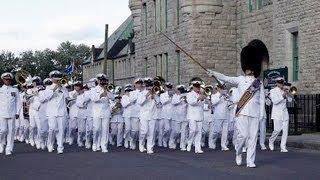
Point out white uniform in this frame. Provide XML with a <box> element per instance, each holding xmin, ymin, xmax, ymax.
<box><xmin>186</xmin><ymin>90</ymin><xmax>204</xmax><ymax>153</ymax></box>
<box><xmin>159</xmin><ymin>91</ymin><xmax>172</xmax><ymax>147</ymax></box>
<box><xmin>15</xmin><ymin>92</ymin><xmax>25</xmax><ymax>141</ymax></box>
<box><xmin>121</xmin><ymin>93</ymin><xmax>133</xmax><ymax>148</ymax></box>
<box><xmin>128</xmin><ymin>89</ymin><xmax>141</xmax><ymax>149</ymax></box>
<box><xmin>75</xmin><ymin>92</ymin><xmax>87</xmax><ymax>147</ymax></box>
<box><xmin>42</xmin><ymin>83</ymin><xmax>69</xmax><ymax>153</ymax></box>
<box><xmin>202</xmin><ymin>98</ymin><xmax>214</xmax><ymax>148</ymax></box>
<box><xmin>269</xmin><ymin>86</ymin><xmax>292</xmax><ymax>151</ymax></box>
<box><xmin>211</xmin><ymin>91</ymin><xmax>229</xmax><ymax>150</ymax></box>
<box><xmin>153</xmin><ymin>95</ymin><xmax>162</xmax><ymax>148</ymax></box>
<box><xmin>27</xmin><ymin>88</ymin><xmax>38</xmax><ymax>147</ymax></box>
<box><xmin>109</xmin><ymin>101</ymin><xmax>124</xmax><ymax>147</ymax></box>
<box><xmin>90</xmin><ymin>85</ymin><xmax>113</xmax><ymax>152</ymax></box>
<box><xmin>169</xmin><ymin>94</ymin><xmax>188</xmax><ymax>150</ymax></box>
<box><xmin>33</xmin><ymin>88</ymin><xmax>48</xmax><ymax>150</ymax></box>
<box><xmin>82</xmin><ymin>89</ymin><xmax>93</xmax><ymax>148</ymax></box>
<box><xmin>137</xmin><ymin>89</ymin><xmax>155</xmax><ymax>153</ymax></box>
<box><xmin>66</xmin><ymin>90</ymin><xmax>78</xmax><ymax>145</ymax></box>
<box><xmin>212</xmin><ymin>71</ymin><xmax>265</xmax><ymax>167</ymax></box>
<box><xmin>0</xmin><ymin>85</ymin><xmax>20</xmax><ymax>155</ymax></box>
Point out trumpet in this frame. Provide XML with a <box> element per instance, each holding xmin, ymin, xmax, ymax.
<box><xmin>151</xmin><ymin>80</ymin><xmax>163</xmax><ymax>95</ymax></box>
<box><xmin>59</xmin><ymin>77</ymin><xmax>68</xmax><ymax>85</ymax></box>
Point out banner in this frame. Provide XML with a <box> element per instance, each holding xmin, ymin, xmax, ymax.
<box><xmin>263</xmin><ymin>67</ymin><xmax>288</xmax><ymax>90</ymax></box>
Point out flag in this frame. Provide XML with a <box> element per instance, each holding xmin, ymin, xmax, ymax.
<box><xmin>65</xmin><ymin>63</ymin><xmax>73</xmax><ymax>75</ymax></box>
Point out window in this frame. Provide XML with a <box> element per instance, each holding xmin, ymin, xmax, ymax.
<box><xmin>144</xmin><ymin>57</ymin><xmax>148</xmax><ymax>76</ymax></box>
<box><xmin>249</xmin><ymin>0</ymin><xmax>254</xmax><ymax>12</ymax></box>
<box><xmin>155</xmin><ymin>0</ymin><xmax>167</xmax><ymax>31</ymax></box>
<box><xmin>156</xmin><ymin>54</ymin><xmax>162</xmax><ymax>76</ymax></box>
<box><xmin>176</xmin><ymin>0</ymin><xmax>180</xmax><ymax>25</ymax></box>
<box><xmin>154</xmin><ymin>0</ymin><xmax>160</xmax><ymax>32</ymax></box>
<box><xmin>143</xmin><ymin>3</ymin><xmax>148</xmax><ymax>36</ymax></box>
<box><xmin>176</xmin><ymin>50</ymin><xmax>181</xmax><ymax>84</ymax></box>
<box><xmin>257</xmin><ymin>0</ymin><xmax>263</xmax><ymax>9</ymax></box>
<box><xmin>163</xmin><ymin>53</ymin><xmax>168</xmax><ymax>80</ymax></box>
<box><xmin>163</xmin><ymin>0</ymin><xmax>168</xmax><ymax>29</ymax></box>
<box><xmin>292</xmin><ymin>32</ymin><xmax>299</xmax><ymax>81</ymax></box>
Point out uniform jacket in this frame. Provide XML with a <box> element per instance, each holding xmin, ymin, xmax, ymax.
<box><xmin>212</xmin><ymin>71</ymin><xmax>266</xmax><ymax>119</ymax></box>
<box><xmin>171</xmin><ymin>94</ymin><xmax>187</xmax><ymax>122</ymax></box>
<box><xmin>42</xmin><ymin>83</ymin><xmax>69</xmax><ymax>117</ymax></box>
<box><xmin>137</xmin><ymin>89</ymin><xmax>155</xmax><ymax>120</ymax></box>
<box><xmin>0</xmin><ymin>85</ymin><xmax>20</xmax><ymax>119</ymax></box>
<box><xmin>270</xmin><ymin>86</ymin><xmax>292</xmax><ymax>121</ymax></box>
<box><xmin>129</xmin><ymin>90</ymin><xmax>141</xmax><ymax>118</ymax></box>
<box><xmin>90</xmin><ymin>85</ymin><xmax>113</xmax><ymax>119</ymax></box>
<box><xmin>211</xmin><ymin>91</ymin><xmax>229</xmax><ymax>120</ymax></box>
<box><xmin>186</xmin><ymin>90</ymin><xmax>204</xmax><ymax>121</ymax></box>
<box><xmin>121</xmin><ymin>94</ymin><xmax>132</xmax><ymax>119</ymax></box>
<box><xmin>160</xmin><ymin>91</ymin><xmax>173</xmax><ymax>119</ymax></box>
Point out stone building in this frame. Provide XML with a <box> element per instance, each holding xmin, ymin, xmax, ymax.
<box><xmin>83</xmin><ymin>0</ymin><xmax>320</xmax><ymax>94</ymax></box>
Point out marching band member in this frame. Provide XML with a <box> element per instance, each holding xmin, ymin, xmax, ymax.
<box><xmin>90</xmin><ymin>74</ymin><xmax>114</xmax><ymax>153</ymax></box>
<box><xmin>210</xmin><ymin>82</ymin><xmax>230</xmax><ymax>151</ymax></box>
<box><xmin>109</xmin><ymin>96</ymin><xmax>124</xmax><ymax>147</ymax></box>
<box><xmin>268</xmin><ymin>77</ymin><xmax>293</xmax><ymax>152</ymax></box>
<box><xmin>121</xmin><ymin>84</ymin><xmax>133</xmax><ymax>149</ymax></box>
<box><xmin>29</xmin><ymin>76</ymin><xmax>46</xmax><ymax>149</ymax></box>
<box><xmin>82</xmin><ymin>78</ymin><xmax>96</xmax><ymax>149</ymax></box>
<box><xmin>152</xmin><ymin>88</ymin><xmax>163</xmax><ymax>149</ymax></box>
<box><xmin>72</xmin><ymin>81</ymin><xmax>86</xmax><ymax>147</ymax></box>
<box><xmin>259</xmin><ymin>89</ymin><xmax>271</xmax><ymax>150</ymax></box>
<box><xmin>202</xmin><ymin>85</ymin><xmax>214</xmax><ymax>148</ymax></box>
<box><xmin>128</xmin><ymin>78</ymin><xmax>144</xmax><ymax>150</ymax></box>
<box><xmin>159</xmin><ymin>82</ymin><xmax>173</xmax><ymax>148</ymax></box>
<box><xmin>227</xmin><ymin>87</ymin><xmax>238</xmax><ymax>148</ymax></box>
<box><xmin>66</xmin><ymin>82</ymin><xmax>80</xmax><ymax>145</ymax></box>
<box><xmin>137</xmin><ymin>78</ymin><xmax>155</xmax><ymax>153</ymax></box>
<box><xmin>186</xmin><ymin>77</ymin><xmax>206</xmax><ymax>154</ymax></box>
<box><xmin>169</xmin><ymin>85</ymin><xmax>188</xmax><ymax>150</ymax></box>
<box><xmin>42</xmin><ymin>70</ymin><xmax>69</xmax><ymax>154</ymax></box>
<box><xmin>0</xmin><ymin>72</ymin><xmax>20</xmax><ymax>155</ymax></box>
<box><xmin>207</xmin><ymin>44</ymin><xmax>268</xmax><ymax>168</ymax></box>
<box><xmin>14</xmin><ymin>85</ymin><xmax>24</xmax><ymax>142</ymax></box>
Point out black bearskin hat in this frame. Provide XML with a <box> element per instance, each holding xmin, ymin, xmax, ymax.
<box><xmin>248</xmin><ymin>39</ymin><xmax>270</xmax><ymax>64</ymax></box>
<box><xmin>240</xmin><ymin>45</ymin><xmax>262</xmax><ymax>78</ymax></box>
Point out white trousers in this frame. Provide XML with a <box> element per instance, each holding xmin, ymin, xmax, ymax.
<box><xmin>47</xmin><ymin>116</ymin><xmax>65</xmax><ymax>152</ymax></box>
<box><xmin>269</xmin><ymin>118</ymin><xmax>289</xmax><ymax>150</ymax></box>
<box><xmin>147</xmin><ymin>119</ymin><xmax>156</xmax><ymax>152</ymax></box>
<box><xmin>110</xmin><ymin>122</ymin><xmax>124</xmax><ymax>147</ymax></box>
<box><xmin>92</xmin><ymin>117</ymin><xmax>110</xmax><ymax>151</ymax></box>
<box><xmin>234</xmin><ymin>115</ymin><xmax>259</xmax><ymax>165</ymax></box>
<box><xmin>123</xmin><ymin>117</ymin><xmax>131</xmax><ymax>144</ymax></box>
<box><xmin>212</xmin><ymin>119</ymin><xmax>229</xmax><ymax>148</ymax></box>
<box><xmin>0</xmin><ymin>118</ymin><xmax>15</xmax><ymax>152</ymax></box>
<box><xmin>157</xmin><ymin>118</ymin><xmax>171</xmax><ymax>147</ymax></box>
<box><xmin>130</xmin><ymin>117</ymin><xmax>139</xmax><ymax>149</ymax></box>
<box><xmin>259</xmin><ymin>118</ymin><xmax>266</xmax><ymax>148</ymax></box>
<box><xmin>169</xmin><ymin>121</ymin><xmax>188</xmax><ymax>149</ymax></box>
<box><xmin>85</xmin><ymin>117</ymin><xmax>93</xmax><ymax>146</ymax></box>
<box><xmin>187</xmin><ymin>119</ymin><xmax>202</xmax><ymax>152</ymax></box>
<box><xmin>77</xmin><ymin>117</ymin><xmax>86</xmax><ymax>146</ymax></box>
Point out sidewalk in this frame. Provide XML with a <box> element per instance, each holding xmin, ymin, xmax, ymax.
<box><xmin>273</xmin><ymin>133</ymin><xmax>320</xmax><ymax>151</ymax></box>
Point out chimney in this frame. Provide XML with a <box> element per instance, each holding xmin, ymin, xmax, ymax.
<box><xmin>91</xmin><ymin>45</ymin><xmax>96</xmax><ymax>61</ymax></box>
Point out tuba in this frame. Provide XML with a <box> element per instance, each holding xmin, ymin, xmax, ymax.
<box><xmin>15</xmin><ymin>70</ymin><xmax>32</xmax><ymax>85</ymax></box>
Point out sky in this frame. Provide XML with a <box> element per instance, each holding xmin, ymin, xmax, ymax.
<box><xmin>0</xmin><ymin>0</ymin><xmax>131</xmax><ymax>54</ymax></box>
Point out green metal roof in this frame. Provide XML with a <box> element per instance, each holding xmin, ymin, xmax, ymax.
<box><xmin>83</xmin><ymin>16</ymin><xmax>134</xmax><ymax>64</ymax></box>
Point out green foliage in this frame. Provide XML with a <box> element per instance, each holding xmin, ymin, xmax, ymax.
<box><xmin>0</xmin><ymin>41</ymin><xmax>90</xmax><ymax>81</ymax></box>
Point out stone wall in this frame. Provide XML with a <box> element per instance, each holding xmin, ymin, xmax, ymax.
<box><xmin>236</xmin><ymin>0</ymin><xmax>320</xmax><ymax>94</ymax></box>
<box><xmin>82</xmin><ymin>60</ymin><xmax>105</xmax><ymax>83</ymax></box>
<box><xmin>130</xmin><ymin>0</ymin><xmax>237</xmax><ymax>85</ymax></box>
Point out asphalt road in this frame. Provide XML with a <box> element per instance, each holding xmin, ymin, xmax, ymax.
<box><xmin>1</xmin><ymin>142</ymin><xmax>320</xmax><ymax>180</ymax></box>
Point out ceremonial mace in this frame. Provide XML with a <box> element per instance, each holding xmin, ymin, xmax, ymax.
<box><xmin>159</xmin><ymin>31</ymin><xmax>222</xmax><ymax>86</ymax></box>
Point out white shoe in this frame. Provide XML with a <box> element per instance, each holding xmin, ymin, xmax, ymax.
<box><xmin>97</xmin><ymin>146</ymin><xmax>101</xmax><ymax>151</ymax></box>
<box><xmin>57</xmin><ymin>149</ymin><xmax>63</xmax><ymax>154</ymax></box>
<box><xmin>92</xmin><ymin>144</ymin><xmax>97</xmax><ymax>152</ymax></box>
<box><xmin>30</xmin><ymin>140</ymin><xmax>35</xmax><ymax>147</ymax></box>
<box><xmin>163</xmin><ymin>142</ymin><xmax>168</xmax><ymax>148</ymax></box>
<box><xmin>280</xmin><ymin>149</ymin><xmax>288</xmax><ymax>153</ymax></box>
<box><xmin>261</xmin><ymin>145</ymin><xmax>267</xmax><ymax>150</ymax></box>
<box><xmin>236</xmin><ymin>154</ymin><xmax>242</xmax><ymax>166</ymax></box>
<box><xmin>0</xmin><ymin>145</ymin><xmax>4</xmax><ymax>153</ymax></box>
<box><xmin>147</xmin><ymin>150</ymin><xmax>154</xmax><ymax>154</ymax></box>
<box><xmin>78</xmin><ymin>143</ymin><xmax>84</xmax><ymax>147</ymax></box>
<box><xmin>41</xmin><ymin>143</ymin><xmax>46</xmax><ymax>150</ymax></box>
<box><xmin>247</xmin><ymin>163</ymin><xmax>256</xmax><ymax>168</ymax></box>
<box><xmin>269</xmin><ymin>142</ymin><xmax>274</xmax><ymax>151</ymax></box>
<box><xmin>221</xmin><ymin>147</ymin><xmax>230</xmax><ymax>151</ymax></box>
<box><xmin>181</xmin><ymin>148</ymin><xmax>187</xmax><ymax>151</ymax></box>
<box><xmin>209</xmin><ymin>144</ymin><xmax>216</xmax><ymax>150</ymax></box>
<box><xmin>139</xmin><ymin>145</ymin><xmax>146</xmax><ymax>152</ymax></box>
<box><xmin>47</xmin><ymin>146</ymin><xmax>54</xmax><ymax>153</ymax></box>
<box><xmin>124</xmin><ymin>141</ymin><xmax>129</xmax><ymax>148</ymax></box>
<box><xmin>102</xmin><ymin>149</ymin><xmax>109</xmax><ymax>153</ymax></box>
<box><xmin>187</xmin><ymin>144</ymin><xmax>191</xmax><ymax>152</ymax></box>
<box><xmin>5</xmin><ymin>150</ymin><xmax>12</xmax><ymax>156</ymax></box>
<box><xmin>196</xmin><ymin>150</ymin><xmax>204</xmax><ymax>154</ymax></box>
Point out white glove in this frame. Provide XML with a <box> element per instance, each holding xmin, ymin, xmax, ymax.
<box><xmin>206</xmin><ymin>69</ymin><xmax>215</xmax><ymax>77</ymax></box>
